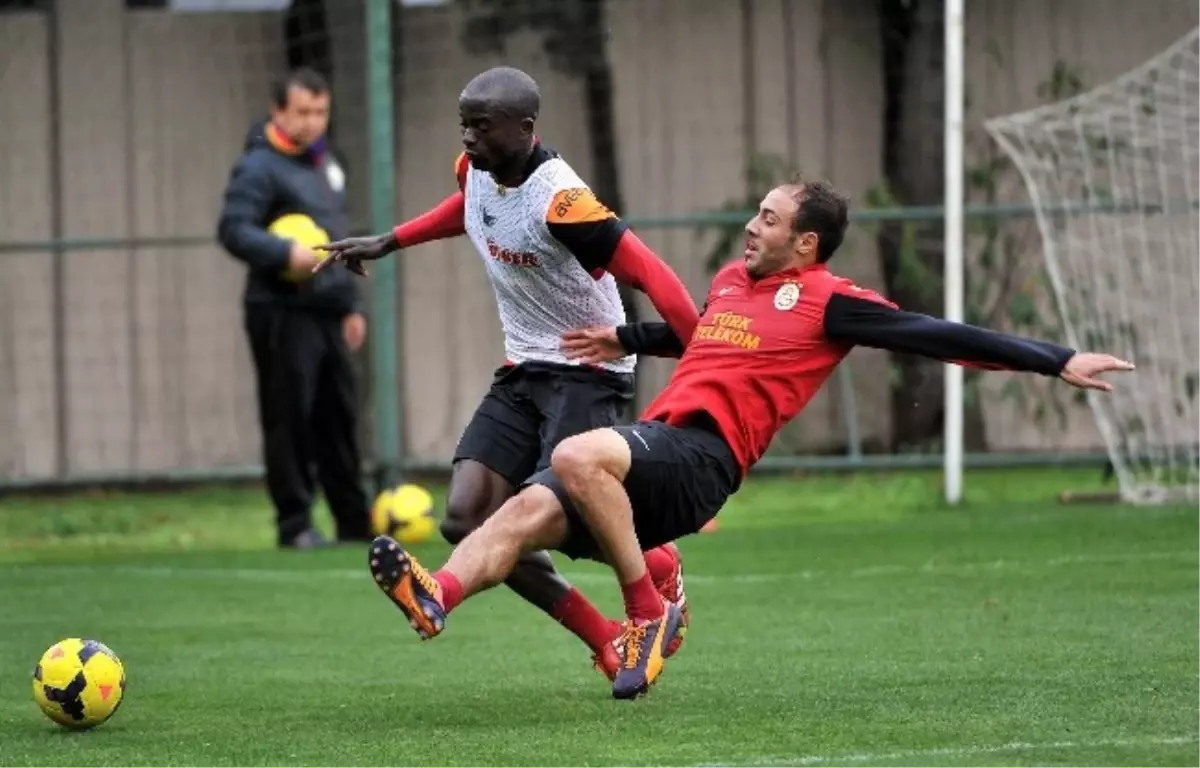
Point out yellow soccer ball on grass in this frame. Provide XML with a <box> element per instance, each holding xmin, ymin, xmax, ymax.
<box><xmin>270</xmin><ymin>213</ymin><xmax>329</xmax><ymax>282</ymax></box>
<box><xmin>371</xmin><ymin>484</ymin><xmax>438</xmax><ymax>545</ymax></box>
<box><xmin>32</xmin><ymin>638</ymin><xmax>126</xmax><ymax>730</ymax></box>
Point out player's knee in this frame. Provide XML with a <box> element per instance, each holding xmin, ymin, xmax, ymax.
<box><xmin>551</xmin><ymin>429</ymin><xmax>628</xmax><ymax>488</ymax></box>
<box><xmin>486</xmin><ymin>487</ymin><xmax>568</xmax><ymax>552</ymax></box>
<box><xmin>440</xmin><ymin>496</ymin><xmax>490</xmax><ymax>544</ymax></box>
<box><xmin>438</xmin><ymin>514</ymin><xmax>472</xmax><ymax>545</ymax></box>
<box><xmin>550</xmin><ymin>435</ymin><xmax>601</xmax><ymax>484</ymax></box>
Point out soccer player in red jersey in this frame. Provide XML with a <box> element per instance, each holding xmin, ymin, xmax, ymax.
<box><xmin>315</xmin><ymin>67</ymin><xmax>696</xmax><ymax>680</ymax></box>
<box><xmin>361</xmin><ymin>176</ymin><xmax>1135</xmax><ymax>699</ymax></box>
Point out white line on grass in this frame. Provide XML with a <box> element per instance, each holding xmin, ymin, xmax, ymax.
<box><xmin>693</xmin><ymin>734</ymin><xmax>1198</xmax><ymax>767</ymax></box>
<box><xmin>7</xmin><ymin>549</ymin><xmax>1194</xmax><ymax>586</ymax></box>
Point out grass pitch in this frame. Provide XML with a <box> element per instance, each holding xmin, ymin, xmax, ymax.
<box><xmin>1</xmin><ymin>468</ymin><xmax>1196</xmax><ymax>766</ymax></box>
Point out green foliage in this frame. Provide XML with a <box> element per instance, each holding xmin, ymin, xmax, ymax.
<box><xmin>859</xmin><ymin>184</ymin><xmax>939</xmax><ymax>306</ymax></box>
<box><xmin>1038</xmin><ymin>60</ymin><xmax>1087</xmax><ymax>102</ymax></box>
<box><xmin>1186</xmin><ymin>372</ymin><xmax>1199</xmax><ymax>402</ymax></box>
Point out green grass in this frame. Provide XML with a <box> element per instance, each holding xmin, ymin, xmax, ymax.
<box><xmin>0</xmin><ymin>468</ymin><xmax>1196</xmax><ymax>766</ymax></box>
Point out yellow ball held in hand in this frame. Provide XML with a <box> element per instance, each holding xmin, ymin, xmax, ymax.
<box><xmin>270</xmin><ymin>213</ymin><xmax>330</xmax><ymax>282</ymax></box>
<box><xmin>33</xmin><ymin>638</ymin><xmax>126</xmax><ymax>730</ymax></box>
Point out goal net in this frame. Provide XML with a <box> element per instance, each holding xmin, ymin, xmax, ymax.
<box><xmin>984</xmin><ymin>29</ymin><xmax>1200</xmax><ymax>504</ymax></box>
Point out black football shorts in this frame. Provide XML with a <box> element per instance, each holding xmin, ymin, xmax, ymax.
<box><xmin>525</xmin><ymin>413</ymin><xmax>742</xmax><ymax>560</ymax></box>
<box><xmin>453</xmin><ymin>361</ymin><xmax>635</xmax><ymax>488</ymax></box>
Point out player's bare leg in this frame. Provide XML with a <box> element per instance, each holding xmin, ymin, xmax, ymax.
<box><xmin>433</xmin><ymin>484</ymin><xmax>668</xmax><ymax>619</ymax></box>
<box><xmin>368</xmin><ymin>482</ymin><xmax>684</xmax><ymax>679</ymax></box>
<box><xmin>443</xmin><ymin>462</ymin><xmax>573</xmax><ymax>608</ymax></box>
<box><xmin>441</xmin><ymin>461</ymin><xmax>572</xmax><ymax>613</ymax></box>
<box><xmin>441</xmin><ymin>485</ymin><xmax>571</xmax><ymax>594</ymax></box>
<box><xmin>439</xmin><ymin>460</ymin><xmax>623</xmax><ymax>664</ymax></box>
<box><xmin>436</xmin><ymin>459</ymin><xmax>685</xmax><ymax>676</ymax></box>
<box><xmin>368</xmin><ymin>485</ymin><xmax>570</xmax><ymax>640</ymax></box>
<box><xmin>551</xmin><ymin>429</ymin><xmax>683</xmax><ymax>699</ymax></box>
<box><xmin>550</xmin><ymin>431</ymin><xmax>642</xmax><ymax>582</ymax></box>
<box><xmin>445</xmin><ymin>484</ymin><xmax>686</xmax><ymax>678</ymax></box>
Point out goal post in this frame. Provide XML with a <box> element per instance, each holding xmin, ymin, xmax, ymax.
<box><xmin>984</xmin><ymin>29</ymin><xmax>1200</xmax><ymax>504</ymax></box>
<box><xmin>943</xmin><ymin>0</ymin><xmax>966</xmax><ymax>505</ymax></box>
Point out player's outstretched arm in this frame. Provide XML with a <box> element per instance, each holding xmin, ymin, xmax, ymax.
<box><xmin>617</xmin><ymin>322</ymin><xmax>686</xmax><ymax>357</ymax></box>
<box><xmin>603</xmin><ymin>231</ymin><xmax>699</xmax><ymax>342</ymax></box>
<box><xmin>316</xmin><ymin>153</ymin><xmax>470</xmax><ymax>276</ymax></box>
<box><xmin>563</xmin><ymin>284</ymin><xmax>719</xmax><ymax>363</ymax></box>
<box><xmin>823</xmin><ymin>288</ymin><xmax>1134</xmax><ymax>391</ymax></box>
<box><xmin>562</xmin><ymin>322</ymin><xmax>684</xmax><ymax>365</ymax></box>
<box><xmin>315</xmin><ymin>191</ymin><xmax>467</xmax><ymax>277</ymax></box>
<box><xmin>544</xmin><ymin>188</ymin><xmax>699</xmax><ymax>341</ymax></box>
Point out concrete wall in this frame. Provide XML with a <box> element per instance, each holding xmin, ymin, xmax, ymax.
<box><xmin>0</xmin><ymin>0</ymin><xmax>1194</xmax><ymax>479</ymax></box>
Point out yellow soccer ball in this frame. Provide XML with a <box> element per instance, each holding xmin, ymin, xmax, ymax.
<box><xmin>371</xmin><ymin>484</ymin><xmax>438</xmax><ymax>545</ymax></box>
<box><xmin>270</xmin><ymin>213</ymin><xmax>330</xmax><ymax>282</ymax></box>
<box><xmin>32</xmin><ymin>638</ymin><xmax>126</xmax><ymax>730</ymax></box>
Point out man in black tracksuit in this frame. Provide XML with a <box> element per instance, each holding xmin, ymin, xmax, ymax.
<box><xmin>217</xmin><ymin>68</ymin><xmax>370</xmax><ymax>548</ymax></box>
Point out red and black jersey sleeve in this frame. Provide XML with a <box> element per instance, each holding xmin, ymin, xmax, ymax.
<box><xmin>616</xmin><ymin>321</ymin><xmax>686</xmax><ymax>358</ymax></box>
<box><xmin>545</xmin><ymin>187</ymin><xmax>630</xmax><ymax>273</ymax></box>
<box><xmin>614</xmin><ymin>278</ymin><xmax>722</xmax><ymax>358</ymax></box>
<box><xmin>823</xmin><ymin>285</ymin><xmax>1074</xmax><ymax>376</ymax></box>
<box><xmin>390</xmin><ymin>154</ymin><xmax>467</xmax><ymax>247</ymax></box>
<box><xmin>546</xmin><ymin>187</ymin><xmax>699</xmax><ymax>343</ymax></box>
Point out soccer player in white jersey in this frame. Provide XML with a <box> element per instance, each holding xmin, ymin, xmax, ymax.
<box><xmin>316</xmin><ymin>67</ymin><xmax>699</xmax><ymax>681</ymax></box>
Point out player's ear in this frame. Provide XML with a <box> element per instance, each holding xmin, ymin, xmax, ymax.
<box><xmin>795</xmin><ymin>231</ymin><xmax>818</xmax><ymax>258</ymax></box>
<box><xmin>520</xmin><ymin>117</ymin><xmax>535</xmax><ymax>135</ymax></box>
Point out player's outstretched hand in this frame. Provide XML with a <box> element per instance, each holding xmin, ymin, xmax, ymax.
<box><xmin>313</xmin><ymin>233</ymin><xmax>398</xmax><ymax>277</ymax></box>
<box><xmin>561</xmin><ymin>326</ymin><xmax>625</xmax><ymax>365</ymax></box>
<box><xmin>1059</xmin><ymin>353</ymin><xmax>1135</xmax><ymax>392</ymax></box>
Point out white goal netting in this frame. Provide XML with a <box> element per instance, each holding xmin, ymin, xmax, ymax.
<box><xmin>985</xmin><ymin>29</ymin><xmax>1200</xmax><ymax>504</ymax></box>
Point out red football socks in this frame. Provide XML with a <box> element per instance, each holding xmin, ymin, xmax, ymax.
<box><xmin>643</xmin><ymin>545</ymin><xmax>678</xmax><ymax>587</ymax></box>
<box><xmin>621</xmin><ymin>571</ymin><xmax>666</xmax><ymax>623</ymax></box>
<box><xmin>551</xmin><ymin>588</ymin><xmax>622</xmax><ymax>653</ymax></box>
<box><xmin>433</xmin><ymin>570</ymin><xmax>464</xmax><ymax>613</ymax></box>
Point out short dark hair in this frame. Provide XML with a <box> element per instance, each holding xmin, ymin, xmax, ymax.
<box><xmin>785</xmin><ymin>177</ymin><xmax>850</xmax><ymax>262</ymax></box>
<box><xmin>271</xmin><ymin>67</ymin><xmax>329</xmax><ymax>109</ymax></box>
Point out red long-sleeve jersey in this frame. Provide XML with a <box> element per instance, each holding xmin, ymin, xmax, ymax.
<box><xmin>627</xmin><ymin>260</ymin><xmax>1075</xmax><ymax>477</ymax></box>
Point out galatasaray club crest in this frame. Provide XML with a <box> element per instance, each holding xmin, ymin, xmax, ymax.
<box><xmin>774</xmin><ymin>281</ymin><xmax>801</xmax><ymax>311</ymax></box>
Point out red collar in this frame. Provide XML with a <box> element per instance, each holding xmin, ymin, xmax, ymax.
<box><xmin>265</xmin><ymin>122</ymin><xmax>304</xmax><ymax>155</ymax></box>
<box><xmin>775</xmin><ymin>262</ymin><xmax>827</xmax><ymax>281</ymax></box>
<box><xmin>742</xmin><ymin>261</ymin><xmax>826</xmax><ymax>289</ymax></box>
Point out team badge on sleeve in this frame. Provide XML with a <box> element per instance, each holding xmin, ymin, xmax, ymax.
<box><xmin>547</xmin><ymin>187</ymin><xmax>616</xmax><ymax>224</ymax></box>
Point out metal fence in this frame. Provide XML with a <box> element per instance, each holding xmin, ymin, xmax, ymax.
<box><xmin>4</xmin><ymin>0</ymin><xmax>1192</xmax><ymax>489</ymax></box>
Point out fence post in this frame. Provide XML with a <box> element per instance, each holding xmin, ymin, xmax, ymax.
<box><xmin>47</xmin><ymin>0</ymin><xmax>68</xmax><ymax>480</ymax></box>
<box><xmin>836</xmin><ymin>365</ymin><xmax>863</xmax><ymax>463</ymax></box>
<box><xmin>366</xmin><ymin>0</ymin><xmax>401</xmax><ymax>485</ymax></box>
